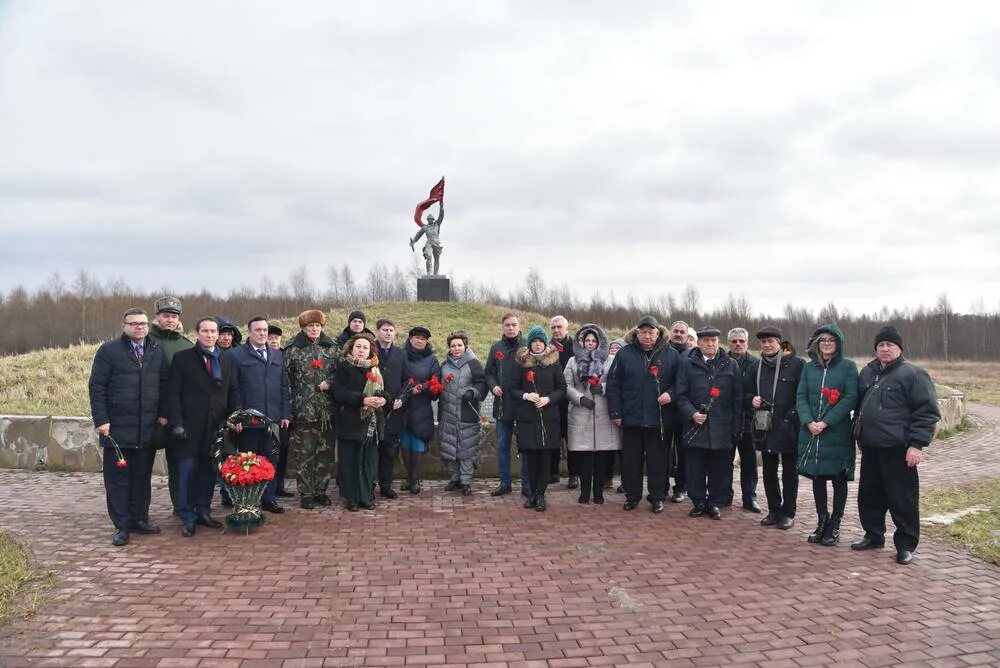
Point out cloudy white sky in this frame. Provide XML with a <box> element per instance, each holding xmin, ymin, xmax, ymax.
<box><xmin>2</xmin><ymin>1</ymin><xmax>998</xmax><ymax>317</ymax></box>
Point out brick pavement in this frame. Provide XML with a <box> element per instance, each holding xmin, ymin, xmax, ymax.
<box><xmin>1</xmin><ymin>404</ymin><xmax>998</xmax><ymax>667</ymax></box>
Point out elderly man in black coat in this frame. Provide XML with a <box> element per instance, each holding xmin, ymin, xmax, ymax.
<box><xmin>164</xmin><ymin>317</ymin><xmax>241</xmax><ymax>537</ymax></box>
<box><xmin>374</xmin><ymin>318</ymin><xmax>406</xmax><ymax>498</ymax></box>
<box><xmin>675</xmin><ymin>326</ymin><xmax>742</xmax><ymax>520</ymax></box>
<box><xmin>607</xmin><ymin>315</ymin><xmax>680</xmax><ymax>514</ymax></box>
<box><xmin>88</xmin><ymin>308</ymin><xmax>168</xmax><ymax>547</ymax></box>
<box><xmin>229</xmin><ymin>317</ymin><xmax>291</xmax><ymax>514</ymax></box>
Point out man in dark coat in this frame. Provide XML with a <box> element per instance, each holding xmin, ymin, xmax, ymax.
<box><xmin>851</xmin><ymin>325</ymin><xmax>940</xmax><ymax>565</ymax></box>
<box><xmin>726</xmin><ymin>327</ymin><xmax>760</xmax><ymax>512</ymax></box>
<box><xmin>746</xmin><ymin>326</ymin><xmax>804</xmax><ymax>529</ymax></box>
<box><xmin>675</xmin><ymin>326</ymin><xmax>742</xmax><ymax>519</ymax></box>
<box><xmin>666</xmin><ymin>320</ymin><xmax>692</xmax><ymax>502</ymax></box>
<box><xmin>216</xmin><ymin>318</ymin><xmax>242</xmax><ymax>352</ymax></box>
<box><xmin>607</xmin><ymin>315</ymin><xmax>680</xmax><ymax>514</ymax></box>
<box><xmin>375</xmin><ymin>318</ymin><xmax>406</xmax><ymax>498</ymax></box>
<box><xmin>549</xmin><ymin>315</ymin><xmax>575</xmax><ymax>488</ymax></box>
<box><xmin>485</xmin><ymin>313</ymin><xmax>526</xmax><ymax>496</ymax></box>
<box><xmin>334</xmin><ymin>310</ymin><xmax>375</xmax><ymax>348</ymax></box>
<box><xmin>164</xmin><ymin>316</ymin><xmax>241</xmax><ymax>537</ymax></box>
<box><xmin>88</xmin><ymin>308</ymin><xmax>168</xmax><ymax>546</ymax></box>
<box><xmin>229</xmin><ymin>317</ymin><xmax>291</xmax><ymax>514</ymax></box>
<box><xmin>268</xmin><ymin>324</ymin><xmax>294</xmax><ymax>498</ymax></box>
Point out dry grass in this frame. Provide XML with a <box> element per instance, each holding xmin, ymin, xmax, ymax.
<box><xmin>0</xmin><ymin>302</ymin><xmax>622</xmax><ymax>417</ymax></box>
<box><xmin>0</xmin><ymin>530</ymin><xmax>53</xmax><ymax>624</ymax></box>
<box><xmin>914</xmin><ymin>359</ymin><xmax>1000</xmax><ymax>405</ymax></box>
<box><xmin>922</xmin><ymin>478</ymin><xmax>1000</xmax><ymax>565</ymax></box>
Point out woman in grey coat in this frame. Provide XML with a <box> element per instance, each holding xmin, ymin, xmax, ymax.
<box><xmin>438</xmin><ymin>331</ymin><xmax>488</xmax><ymax>495</ymax></box>
<box><xmin>565</xmin><ymin>324</ymin><xmax>621</xmax><ymax>505</ymax></box>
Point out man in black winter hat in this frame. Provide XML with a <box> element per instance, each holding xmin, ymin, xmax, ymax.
<box><xmin>851</xmin><ymin>325</ymin><xmax>940</xmax><ymax>565</ymax></box>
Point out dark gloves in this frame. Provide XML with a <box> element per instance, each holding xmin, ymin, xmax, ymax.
<box><xmin>590</xmin><ymin>384</ymin><xmax>604</xmax><ymax>396</ymax></box>
<box><xmin>580</xmin><ymin>397</ymin><xmax>596</xmax><ymax>410</ymax></box>
<box><xmin>462</xmin><ymin>388</ymin><xmax>476</xmax><ymax>402</ymax></box>
<box><xmin>169</xmin><ymin>424</ymin><xmax>187</xmax><ymax>442</ymax></box>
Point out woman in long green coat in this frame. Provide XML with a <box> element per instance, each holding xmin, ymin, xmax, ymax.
<box><xmin>796</xmin><ymin>324</ymin><xmax>859</xmax><ymax>546</ymax></box>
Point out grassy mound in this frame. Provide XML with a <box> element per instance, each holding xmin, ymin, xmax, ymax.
<box><xmin>0</xmin><ymin>302</ymin><xmax>614</xmax><ymax>417</ymax></box>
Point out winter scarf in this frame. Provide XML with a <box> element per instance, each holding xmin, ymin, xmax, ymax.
<box><xmin>198</xmin><ymin>343</ymin><xmax>222</xmax><ymax>385</ymax></box>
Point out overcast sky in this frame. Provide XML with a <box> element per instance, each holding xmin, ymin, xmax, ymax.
<box><xmin>2</xmin><ymin>1</ymin><xmax>998</xmax><ymax>317</ymax></box>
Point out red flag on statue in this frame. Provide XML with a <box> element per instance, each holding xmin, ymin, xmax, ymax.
<box><xmin>414</xmin><ymin>177</ymin><xmax>445</xmax><ymax>227</ymax></box>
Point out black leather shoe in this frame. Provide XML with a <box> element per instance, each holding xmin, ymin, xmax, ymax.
<box><xmin>347</xmin><ymin>503</ymin><xmax>360</xmax><ymax>512</ymax></box>
<box><xmin>112</xmin><ymin>529</ymin><xmax>129</xmax><ymax>546</ymax></box>
<box><xmin>896</xmin><ymin>549</ymin><xmax>913</xmax><ymax>565</ymax></box>
<box><xmin>689</xmin><ymin>504</ymin><xmax>705</xmax><ymax>517</ymax></box>
<box><xmin>651</xmin><ymin>501</ymin><xmax>665</xmax><ymax>514</ymax></box>
<box><xmin>776</xmin><ymin>516</ymin><xmax>795</xmax><ymax>530</ymax></box>
<box><xmin>491</xmin><ymin>485</ymin><xmax>512</xmax><ymax>497</ymax></box>
<box><xmin>851</xmin><ymin>535</ymin><xmax>885</xmax><ymax>550</ymax></box>
<box><xmin>181</xmin><ymin>523</ymin><xmax>195</xmax><ymax>537</ymax></box>
<box><xmin>300</xmin><ymin>498</ymin><xmax>316</xmax><ymax>510</ymax></box>
<box><xmin>706</xmin><ymin>505</ymin><xmax>722</xmax><ymax>520</ymax></box>
<box><xmin>743</xmin><ymin>501</ymin><xmax>762</xmax><ymax>513</ymax></box>
<box><xmin>444</xmin><ymin>480</ymin><xmax>461</xmax><ymax>492</ymax></box>
<box><xmin>195</xmin><ymin>515</ymin><xmax>222</xmax><ymax>529</ymax></box>
<box><xmin>410</xmin><ymin>481</ymin><xmax>422</xmax><ymax>494</ymax></box>
<box><xmin>314</xmin><ymin>494</ymin><xmax>333</xmax><ymax>507</ymax></box>
<box><xmin>567</xmin><ymin>476</ymin><xmax>580</xmax><ymax>490</ymax></box>
<box><xmin>593</xmin><ymin>494</ymin><xmax>605</xmax><ymax>505</ymax></box>
<box><xmin>623</xmin><ymin>500</ymin><xmax>639</xmax><ymax>511</ymax></box>
<box><xmin>359</xmin><ymin>501</ymin><xmax>375</xmax><ymax>510</ymax></box>
<box><xmin>276</xmin><ymin>489</ymin><xmax>295</xmax><ymax>498</ymax></box>
<box><xmin>128</xmin><ymin>520</ymin><xmax>161</xmax><ymax>534</ymax></box>
<box><xmin>380</xmin><ymin>487</ymin><xmax>398</xmax><ymax>499</ymax></box>
<box><xmin>535</xmin><ymin>495</ymin><xmax>547</xmax><ymax>512</ymax></box>
<box><xmin>578</xmin><ymin>494</ymin><xmax>590</xmax><ymax>504</ymax></box>
<box><xmin>670</xmin><ymin>491</ymin><xmax>687</xmax><ymax>503</ymax></box>
<box><xmin>462</xmin><ymin>485</ymin><xmax>472</xmax><ymax>496</ymax></box>
<box><xmin>523</xmin><ymin>495</ymin><xmax>537</xmax><ymax>509</ymax></box>
<box><xmin>760</xmin><ymin>512</ymin><xmax>779</xmax><ymax>526</ymax></box>
<box><xmin>261</xmin><ymin>501</ymin><xmax>284</xmax><ymax>514</ymax></box>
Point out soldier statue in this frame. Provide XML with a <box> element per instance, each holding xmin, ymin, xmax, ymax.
<box><xmin>410</xmin><ymin>202</ymin><xmax>444</xmax><ymax>276</ymax></box>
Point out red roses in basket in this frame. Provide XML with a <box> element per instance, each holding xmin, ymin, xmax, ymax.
<box><xmin>219</xmin><ymin>451</ymin><xmax>276</xmax><ymax>486</ymax></box>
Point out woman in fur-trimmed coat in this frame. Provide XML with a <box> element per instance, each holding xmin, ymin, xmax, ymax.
<box><xmin>511</xmin><ymin>325</ymin><xmax>567</xmax><ymax>511</ymax></box>
<box><xmin>564</xmin><ymin>323</ymin><xmax>621</xmax><ymax>504</ymax></box>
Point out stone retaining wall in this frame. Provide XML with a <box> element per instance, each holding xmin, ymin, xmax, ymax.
<box><xmin>0</xmin><ymin>393</ymin><xmax>967</xmax><ymax>476</ymax></box>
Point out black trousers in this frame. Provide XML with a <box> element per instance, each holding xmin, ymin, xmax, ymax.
<box><xmin>103</xmin><ymin>446</ymin><xmax>155</xmax><ymax>530</ymax></box>
<box><xmin>762</xmin><ymin>451</ymin><xmax>798</xmax><ymax>518</ymax></box>
<box><xmin>566</xmin><ymin>450</ymin><xmax>581</xmax><ymax>479</ymax></box>
<box><xmin>726</xmin><ymin>432</ymin><xmax>758</xmax><ymax>505</ymax></box>
<box><xmin>670</xmin><ymin>423</ymin><xmax>686</xmax><ymax>494</ymax></box>
<box><xmin>813</xmin><ymin>473</ymin><xmax>849</xmax><ymax>518</ymax></box>
<box><xmin>621</xmin><ymin>427</ymin><xmax>669</xmax><ymax>504</ymax></box>
<box><xmin>275</xmin><ymin>425</ymin><xmax>291</xmax><ymax>492</ymax></box>
<box><xmin>549</xmin><ymin>448</ymin><xmax>562</xmax><ymax>479</ymax></box>
<box><xmin>523</xmin><ymin>450</ymin><xmax>552</xmax><ymax>498</ymax></box>
<box><xmin>576</xmin><ymin>450</ymin><xmax>614</xmax><ymax>500</ymax></box>
<box><xmin>377</xmin><ymin>434</ymin><xmax>400</xmax><ymax>490</ymax></box>
<box><xmin>685</xmin><ymin>447</ymin><xmax>730</xmax><ymax>506</ymax></box>
<box><xmin>858</xmin><ymin>447</ymin><xmax>920</xmax><ymax>551</ymax></box>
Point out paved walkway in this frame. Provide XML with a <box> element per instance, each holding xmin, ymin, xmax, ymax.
<box><xmin>1</xmin><ymin>405</ymin><xmax>998</xmax><ymax>667</ymax></box>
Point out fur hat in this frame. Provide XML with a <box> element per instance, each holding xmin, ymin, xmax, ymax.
<box><xmin>298</xmin><ymin>309</ymin><xmax>326</xmax><ymax>328</ymax></box>
<box><xmin>526</xmin><ymin>325</ymin><xmax>548</xmax><ymax>346</ymax></box>
<box><xmin>348</xmin><ymin>310</ymin><xmax>367</xmax><ymax>325</ymax></box>
<box><xmin>874</xmin><ymin>324</ymin><xmax>904</xmax><ymax>351</ymax></box>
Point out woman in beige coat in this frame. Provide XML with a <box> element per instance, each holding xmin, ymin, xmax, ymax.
<box><xmin>564</xmin><ymin>323</ymin><xmax>621</xmax><ymax>504</ymax></box>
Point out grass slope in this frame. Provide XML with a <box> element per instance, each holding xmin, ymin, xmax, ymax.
<box><xmin>0</xmin><ymin>302</ymin><xmax>618</xmax><ymax>417</ymax></box>
<box><xmin>0</xmin><ymin>529</ymin><xmax>52</xmax><ymax>624</ymax></box>
<box><xmin>922</xmin><ymin>477</ymin><xmax>1000</xmax><ymax>565</ymax></box>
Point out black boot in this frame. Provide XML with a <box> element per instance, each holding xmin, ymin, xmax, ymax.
<box><xmin>820</xmin><ymin>514</ymin><xmax>841</xmax><ymax>546</ymax></box>
<box><xmin>535</xmin><ymin>494</ymin><xmax>547</xmax><ymax>512</ymax></box>
<box><xmin>807</xmin><ymin>513</ymin><xmax>829</xmax><ymax>544</ymax></box>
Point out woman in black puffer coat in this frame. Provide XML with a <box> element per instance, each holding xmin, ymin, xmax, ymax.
<box><xmin>399</xmin><ymin>326</ymin><xmax>440</xmax><ymax>493</ymax></box>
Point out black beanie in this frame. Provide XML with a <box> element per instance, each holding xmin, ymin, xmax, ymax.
<box><xmin>874</xmin><ymin>324</ymin><xmax>904</xmax><ymax>351</ymax></box>
<box><xmin>348</xmin><ymin>310</ymin><xmax>366</xmax><ymax>325</ymax></box>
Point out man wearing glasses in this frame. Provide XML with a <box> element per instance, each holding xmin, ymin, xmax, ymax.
<box><xmin>88</xmin><ymin>308</ymin><xmax>168</xmax><ymax>546</ymax></box>
<box><xmin>726</xmin><ymin>328</ymin><xmax>760</xmax><ymax>512</ymax></box>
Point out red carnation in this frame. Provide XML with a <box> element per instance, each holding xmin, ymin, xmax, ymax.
<box><xmin>495</xmin><ymin>351</ymin><xmax>506</xmax><ymax>361</ymax></box>
<box><xmin>444</xmin><ymin>373</ymin><xmax>455</xmax><ymax>384</ymax></box>
<box><xmin>310</xmin><ymin>359</ymin><xmax>324</xmax><ymax>369</ymax></box>
<box><xmin>366</xmin><ymin>371</ymin><xmax>378</xmax><ymax>383</ymax></box>
<box><xmin>115</xmin><ymin>457</ymin><xmax>127</xmax><ymax>468</ymax></box>
<box><xmin>408</xmin><ymin>377</ymin><xmax>416</xmax><ymax>385</ymax></box>
<box><xmin>821</xmin><ymin>387</ymin><xmax>831</xmax><ymax>398</ymax></box>
<box><xmin>828</xmin><ymin>389</ymin><xmax>841</xmax><ymax>405</ymax></box>
<box><xmin>588</xmin><ymin>375</ymin><xmax>601</xmax><ymax>387</ymax></box>
<box><xmin>526</xmin><ymin>370</ymin><xmax>535</xmax><ymax>383</ymax></box>
<box><xmin>709</xmin><ymin>387</ymin><xmax>721</xmax><ymax>398</ymax></box>
<box><xmin>250</xmin><ymin>417</ymin><xmax>261</xmax><ymax>426</ymax></box>
<box><xmin>649</xmin><ymin>365</ymin><xmax>659</xmax><ymax>377</ymax></box>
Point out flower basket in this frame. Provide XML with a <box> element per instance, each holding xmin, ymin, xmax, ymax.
<box><xmin>211</xmin><ymin>409</ymin><xmax>280</xmax><ymax>534</ymax></box>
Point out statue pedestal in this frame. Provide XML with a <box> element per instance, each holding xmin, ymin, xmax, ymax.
<box><xmin>417</xmin><ymin>275</ymin><xmax>451</xmax><ymax>302</ymax></box>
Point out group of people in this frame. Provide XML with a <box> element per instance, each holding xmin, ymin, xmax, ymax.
<box><xmin>88</xmin><ymin>298</ymin><xmax>940</xmax><ymax>565</ymax></box>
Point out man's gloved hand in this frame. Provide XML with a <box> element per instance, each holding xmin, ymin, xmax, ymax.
<box><xmin>580</xmin><ymin>397</ymin><xmax>596</xmax><ymax>410</ymax></box>
<box><xmin>170</xmin><ymin>424</ymin><xmax>187</xmax><ymax>442</ymax></box>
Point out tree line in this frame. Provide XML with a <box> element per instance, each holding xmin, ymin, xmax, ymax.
<box><xmin>2</xmin><ymin>266</ymin><xmax>997</xmax><ymax>360</ymax></box>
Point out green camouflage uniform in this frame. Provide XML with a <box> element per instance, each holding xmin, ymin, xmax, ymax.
<box><xmin>285</xmin><ymin>331</ymin><xmax>340</xmax><ymax>497</ymax></box>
